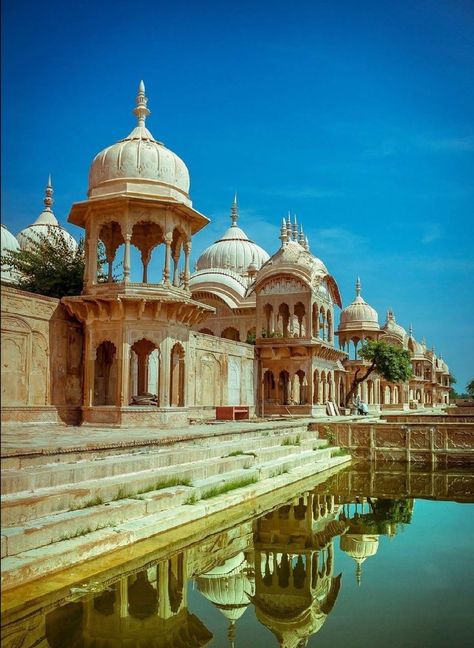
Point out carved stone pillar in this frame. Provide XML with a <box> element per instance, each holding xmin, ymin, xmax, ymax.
<box><xmin>124</xmin><ymin>234</ymin><xmax>131</xmax><ymax>283</ymax></box>
<box><xmin>172</xmin><ymin>254</ymin><xmax>180</xmax><ymax>286</ymax></box>
<box><xmin>163</xmin><ymin>234</ymin><xmax>172</xmax><ymax>285</ymax></box>
<box><xmin>184</xmin><ymin>241</ymin><xmax>191</xmax><ymax>290</ymax></box>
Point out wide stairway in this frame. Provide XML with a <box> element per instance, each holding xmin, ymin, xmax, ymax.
<box><xmin>0</xmin><ymin>419</ymin><xmax>350</xmax><ymax>590</ymax></box>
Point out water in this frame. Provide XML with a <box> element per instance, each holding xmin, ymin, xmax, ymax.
<box><xmin>2</xmin><ymin>465</ymin><xmax>473</xmax><ymax>648</ymax></box>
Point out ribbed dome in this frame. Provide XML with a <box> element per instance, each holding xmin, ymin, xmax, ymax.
<box><xmin>382</xmin><ymin>309</ymin><xmax>406</xmax><ymax>339</ymax></box>
<box><xmin>339</xmin><ymin>279</ymin><xmax>379</xmax><ymax>331</ymax></box>
<box><xmin>196</xmin><ymin>197</ymin><xmax>269</xmax><ymax>275</ymax></box>
<box><xmin>17</xmin><ymin>177</ymin><xmax>78</xmax><ymax>252</ymax></box>
<box><xmin>1</xmin><ymin>223</ymin><xmax>20</xmax><ymax>282</ymax></box>
<box><xmin>88</xmin><ymin>81</ymin><xmax>191</xmax><ymax>205</ymax></box>
<box><xmin>195</xmin><ymin>553</ymin><xmax>255</xmax><ymax>622</ymax></box>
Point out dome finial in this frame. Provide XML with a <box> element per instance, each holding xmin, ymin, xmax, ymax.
<box><xmin>356</xmin><ymin>561</ymin><xmax>363</xmax><ymax>586</ymax></box>
<box><xmin>292</xmin><ymin>214</ymin><xmax>298</xmax><ymax>240</ymax></box>
<box><xmin>133</xmin><ymin>80</ymin><xmax>150</xmax><ymax>127</ymax></box>
<box><xmin>409</xmin><ymin>323</ymin><xmax>413</xmax><ymax>337</ymax></box>
<box><xmin>298</xmin><ymin>223</ymin><xmax>305</xmax><ymax>245</ymax></box>
<box><xmin>44</xmin><ymin>174</ymin><xmax>53</xmax><ymax>211</ymax></box>
<box><xmin>231</xmin><ymin>193</ymin><xmax>238</xmax><ymax>226</ymax></box>
<box><xmin>304</xmin><ymin>235</ymin><xmax>310</xmax><ymax>251</ymax></box>
<box><xmin>280</xmin><ymin>217</ymin><xmax>288</xmax><ymax>246</ymax></box>
<box><xmin>355</xmin><ymin>277</ymin><xmax>361</xmax><ymax>297</ymax></box>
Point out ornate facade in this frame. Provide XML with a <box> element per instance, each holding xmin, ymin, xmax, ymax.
<box><xmin>0</xmin><ymin>82</ymin><xmax>450</xmax><ymax>426</ymax></box>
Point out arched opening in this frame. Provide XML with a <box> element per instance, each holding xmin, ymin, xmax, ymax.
<box><xmin>221</xmin><ymin>326</ymin><xmax>240</xmax><ymax>341</ymax></box>
<box><xmin>384</xmin><ymin>385</ymin><xmax>392</xmax><ymax>404</ymax></box>
<box><xmin>131</xmin><ymin>221</ymin><xmax>163</xmax><ymax>283</ymax></box>
<box><xmin>293</xmin><ymin>369</ymin><xmax>307</xmax><ymax>404</ymax></box>
<box><xmin>130</xmin><ymin>338</ymin><xmax>159</xmax><ymax>403</ymax></box>
<box><xmin>263</xmin><ymin>370</ymin><xmax>275</xmax><ymax>403</ymax></box>
<box><xmin>393</xmin><ymin>385</ymin><xmax>399</xmax><ymax>404</ymax></box>
<box><xmin>263</xmin><ymin>303</ymin><xmax>274</xmax><ymax>336</ymax></box>
<box><xmin>98</xmin><ymin>221</ymin><xmax>124</xmax><ymax>283</ymax></box>
<box><xmin>199</xmin><ymin>328</ymin><xmax>214</xmax><ymax>336</ymax></box>
<box><xmin>367</xmin><ymin>379</ymin><xmax>374</xmax><ymax>405</ymax></box>
<box><xmin>170</xmin><ymin>343</ymin><xmax>185</xmax><ymax>407</ymax></box>
<box><xmin>319</xmin><ymin>307</ymin><xmax>326</xmax><ymax>340</ymax></box>
<box><xmin>128</xmin><ymin>572</ymin><xmax>158</xmax><ymax>620</ymax></box>
<box><xmin>246</xmin><ymin>326</ymin><xmax>256</xmax><ymax>344</ymax></box>
<box><xmin>278</xmin><ymin>370</ymin><xmax>290</xmax><ymax>405</ymax></box>
<box><xmin>321</xmin><ymin>370</ymin><xmax>327</xmax><ymax>403</ymax></box>
<box><xmin>294</xmin><ymin>302</ymin><xmax>306</xmax><ymax>337</ymax></box>
<box><xmin>278</xmin><ymin>303</ymin><xmax>290</xmax><ymax>337</ymax></box>
<box><xmin>93</xmin><ymin>586</ymin><xmax>116</xmax><ymax>616</ymax></box>
<box><xmin>93</xmin><ymin>341</ymin><xmax>117</xmax><ymax>405</ymax></box>
<box><xmin>339</xmin><ymin>378</ymin><xmax>345</xmax><ymax>407</ymax></box>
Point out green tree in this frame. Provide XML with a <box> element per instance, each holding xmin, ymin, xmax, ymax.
<box><xmin>1</xmin><ymin>227</ymin><xmax>97</xmax><ymax>299</ymax></box>
<box><xmin>345</xmin><ymin>339</ymin><xmax>413</xmax><ymax>407</ymax></box>
<box><xmin>467</xmin><ymin>379</ymin><xmax>474</xmax><ymax>398</ymax></box>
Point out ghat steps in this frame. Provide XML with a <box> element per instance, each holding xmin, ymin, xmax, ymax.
<box><xmin>0</xmin><ymin>419</ymin><xmax>351</xmax><ymax>589</ymax></box>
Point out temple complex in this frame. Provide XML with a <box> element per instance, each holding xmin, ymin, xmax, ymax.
<box><xmin>0</xmin><ymin>82</ymin><xmax>451</xmax><ymax>427</ymax></box>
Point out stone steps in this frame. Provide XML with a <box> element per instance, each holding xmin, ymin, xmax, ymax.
<box><xmin>0</xmin><ymin>453</ymin><xmax>350</xmax><ymax>590</ymax></box>
<box><xmin>1</xmin><ymin>432</ymin><xmax>325</xmax><ymax>526</ymax></box>
<box><xmin>1</xmin><ymin>444</ymin><xmax>336</xmax><ymax>557</ymax></box>
<box><xmin>0</xmin><ymin>426</ymin><xmax>314</xmax><ymax>495</ymax></box>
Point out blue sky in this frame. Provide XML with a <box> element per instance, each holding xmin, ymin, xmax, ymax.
<box><xmin>2</xmin><ymin>0</ymin><xmax>473</xmax><ymax>388</ymax></box>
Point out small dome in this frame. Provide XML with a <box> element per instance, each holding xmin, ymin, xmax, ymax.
<box><xmin>1</xmin><ymin>223</ymin><xmax>20</xmax><ymax>282</ymax></box>
<box><xmin>382</xmin><ymin>309</ymin><xmax>406</xmax><ymax>339</ymax></box>
<box><xmin>17</xmin><ymin>177</ymin><xmax>78</xmax><ymax>252</ymax></box>
<box><xmin>196</xmin><ymin>196</ymin><xmax>269</xmax><ymax>275</ymax></box>
<box><xmin>339</xmin><ymin>278</ymin><xmax>379</xmax><ymax>332</ymax></box>
<box><xmin>88</xmin><ymin>81</ymin><xmax>190</xmax><ymax>205</ymax></box>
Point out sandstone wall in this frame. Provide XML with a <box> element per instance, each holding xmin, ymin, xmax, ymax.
<box><xmin>188</xmin><ymin>331</ymin><xmax>255</xmax><ymax>416</ymax></box>
<box><xmin>1</xmin><ymin>286</ymin><xmax>83</xmax><ymax>424</ymax></box>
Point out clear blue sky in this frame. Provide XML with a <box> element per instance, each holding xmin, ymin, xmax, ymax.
<box><xmin>2</xmin><ymin>0</ymin><xmax>473</xmax><ymax>389</ymax></box>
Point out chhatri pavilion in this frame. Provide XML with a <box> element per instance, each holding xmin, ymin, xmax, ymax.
<box><xmin>0</xmin><ymin>82</ymin><xmax>451</xmax><ymax>427</ymax></box>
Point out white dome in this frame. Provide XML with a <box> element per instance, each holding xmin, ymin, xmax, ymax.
<box><xmin>196</xmin><ymin>197</ymin><xmax>269</xmax><ymax>275</ymax></box>
<box><xmin>339</xmin><ymin>279</ymin><xmax>379</xmax><ymax>332</ymax></box>
<box><xmin>17</xmin><ymin>177</ymin><xmax>78</xmax><ymax>252</ymax></box>
<box><xmin>382</xmin><ymin>309</ymin><xmax>406</xmax><ymax>339</ymax></box>
<box><xmin>1</xmin><ymin>223</ymin><xmax>20</xmax><ymax>282</ymax></box>
<box><xmin>88</xmin><ymin>81</ymin><xmax>191</xmax><ymax>205</ymax></box>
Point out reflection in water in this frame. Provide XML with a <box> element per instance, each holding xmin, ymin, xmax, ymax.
<box><xmin>2</xmin><ymin>465</ymin><xmax>473</xmax><ymax>648</ymax></box>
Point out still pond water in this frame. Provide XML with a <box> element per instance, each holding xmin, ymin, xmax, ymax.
<box><xmin>5</xmin><ymin>465</ymin><xmax>474</xmax><ymax>648</ymax></box>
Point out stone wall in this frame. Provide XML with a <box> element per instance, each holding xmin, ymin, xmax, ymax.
<box><xmin>188</xmin><ymin>331</ymin><xmax>255</xmax><ymax>417</ymax></box>
<box><xmin>1</xmin><ymin>286</ymin><xmax>83</xmax><ymax>424</ymax></box>
<box><xmin>311</xmin><ymin>420</ymin><xmax>474</xmax><ymax>466</ymax></box>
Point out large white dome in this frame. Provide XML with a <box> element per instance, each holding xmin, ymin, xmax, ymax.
<box><xmin>196</xmin><ymin>197</ymin><xmax>269</xmax><ymax>275</ymax></box>
<box><xmin>88</xmin><ymin>81</ymin><xmax>191</xmax><ymax>205</ymax></box>
<box><xmin>1</xmin><ymin>223</ymin><xmax>20</xmax><ymax>282</ymax></box>
<box><xmin>339</xmin><ymin>278</ymin><xmax>379</xmax><ymax>332</ymax></box>
<box><xmin>17</xmin><ymin>177</ymin><xmax>78</xmax><ymax>252</ymax></box>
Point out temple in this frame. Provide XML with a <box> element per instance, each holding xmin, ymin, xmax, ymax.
<box><xmin>0</xmin><ymin>82</ymin><xmax>451</xmax><ymax>427</ymax></box>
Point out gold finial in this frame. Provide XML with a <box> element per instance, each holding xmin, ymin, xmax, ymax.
<box><xmin>356</xmin><ymin>277</ymin><xmax>361</xmax><ymax>297</ymax></box>
<box><xmin>133</xmin><ymin>80</ymin><xmax>150</xmax><ymax>127</ymax></box>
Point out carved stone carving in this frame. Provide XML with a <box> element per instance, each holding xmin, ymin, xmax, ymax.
<box><xmin>260</xmin><ymin>278</ymin><xmax>307</xmax><ymax>295</ymax></box>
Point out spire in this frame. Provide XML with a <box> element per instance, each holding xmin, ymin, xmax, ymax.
<box><xmin>292</xmin><ymin>214</ymin><xmax>298</xmax><ymax>240</ymax></box>
<box><xmin>298</xmin><ymin>224</ymin><xmax>305</xmax><ymax>245</ymax></box>
<box><xmin>231</xmin><ymin>193</ymin><xmax>238</xmax><ymax>226</ymax></box>
<box><xmin>409</xmin><ymin>323</ymin><xmax>413</xmax><ymax>337</ymax></box>
<box><xmin>44</xmin><ymin>174</ymin><xmax>53</xmax><ymax>211</ymax></box>
<box><xmin>286</xmin><ymin>213</ymin><xmax>292</xmax><ymax>239</ymax></box>
<box><xmin>304</xmin><ymin>235</ymin><xmax>310</xmax><ymax>252</ymax></box>
<box><xmin>133</xmin><ymin>80</ymin><xmax>150</xmax><ymax>127</ymax></box>
<box><xmin>355</xmin><ymin>277</ymin><xmax>361</xmax><ymax>297</ymax></box>
<box><xmin>280</xmin><ymin>217</ymin><xmax>288</xmax><ymax>246</ymax></box>
<box><xmin>356</xmin><ymin>561</ymin><xmax>363</xmax><ymax>587</ymax></box>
